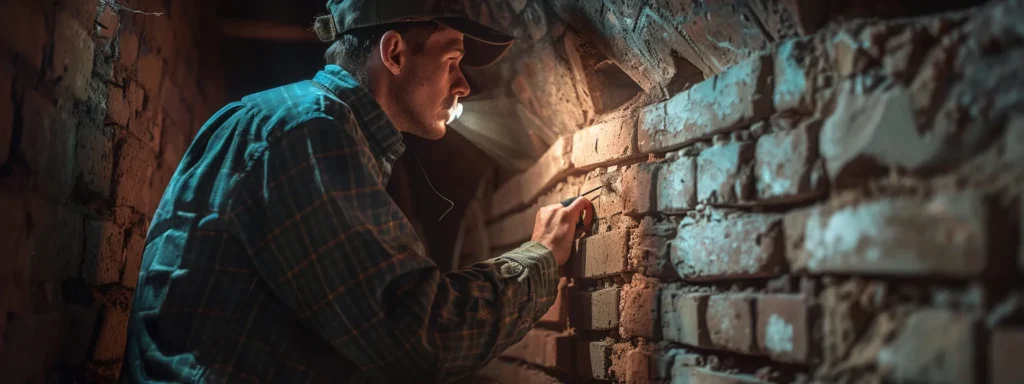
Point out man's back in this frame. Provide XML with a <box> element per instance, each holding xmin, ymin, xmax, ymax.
<box><xmin>122</xmin><ymin>66</ymin><xmax>560</xmax><ymax>383</ymax></box>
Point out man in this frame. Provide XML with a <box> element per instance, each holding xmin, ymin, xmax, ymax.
<box><xmin>121</xmin><ymin>0</ymin><xmax>593</xmax><ymax>383</ymax></box>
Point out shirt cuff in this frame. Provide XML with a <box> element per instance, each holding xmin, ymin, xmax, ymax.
<box><xmin>498</xmin><ymin>241</ymin><xmax>559</xmax><ymax>322</ymax></box>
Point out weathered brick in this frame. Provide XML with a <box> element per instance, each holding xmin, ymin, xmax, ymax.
<box><xmin>138</xmin><ymin>54</ymin><xmax>164</xmax><ymax>95</ymax></box>
<box><xmin>82</xmin><ymin>219</ymin><xmax>127</xmax><ymax>286</ymax></box>
<box><xmin>96</xmin><ymin>5</ymin><xmax>119</xmax><ymax>39</ymax></box>
<box><xmin>661</xmin><ymin>289</ymin><xmax>712</xmax><ymax>347</ymax></box>
<box><xmin>773</xmin><ymin>37</ymin><xmax>815</xmax><ymax>113</ymax></box>
<box><xmin>697</xmin><ymin>141</ymin><xmax>755</xmax><ymax>205</ymax></box>
<box><xmin>121</xmin><ymin>229</ymin><xmax>147</xmax><ymax>288</ymax></box>
<box><xmin>877</xmin><ymin>309</ymin><xmax>977</xmax><ymax>384</ymax></box>
<box><xmin>754</xmin><ymin>126</ymin><xmax>826</xmax><ymax>203</ymax></box>
<box><xmin>673</xmin><ymin>367</ymin><xmax>769</xmax><ymax>383</ymax></box>
<box><xmin>118</xmin><ymin>32</ymin><xmax>140</xmax><ymax>69</ymax></box>
<box><xmin>90</xmin><ymin>306</ymin><xmax>131</xmax><ymax>362</ymax></box>
<box><xmin>577</xmin><ymin>340</ymin><xmax>613</xmax><ymax>380</ymax></box>
<box><xmin>59</xmin><ymin>306</ymin><xmax>98</xmax><ymax>365</ymax></box>
<box><xmin>0</xmin><ymin>70</ymin><xmax>12</xmax><ymax>166</ymax></box>
<box><xmin>113</xmin><ymin>135</ymin><xmax>157</xmax><ymax>211</ymax></box>
<box><xmin>656</xmin><ymin>156</ymin><xmax>697</xmax><ymax>213</ymax></box>
<box><xmin>757</xmin><ymin>294</ymin><xmax>816</xmax><ymax>363</ymax></box>
<box><xmin>570</xmin><ymin>287</ymin><xmax>621</xmax><ymax>331</ymax></box>
<box><xmin>490</xmin><ymin>174</ymin><xmax>526</xmax><ymax>219</ymax></box>
<box><xmin>28</xmin><ymin>197</ymin><xmax>84</xmax><ymax>282</ymax></box>
<box><xmin>620</xmin><ymin>283</ymin><xmax>660</xmax><ymax>339</ymax></box>
<box><xmin>53</xmin><ymin>9</ymin><xmax>95</xmax><ymax>100</ymax></box>
<box><xmin>520</xmin><ymin>135</ymin><xmax>574</xmax><ymax>206</ymax></box>
<box><xmin>0</xmin><ymin>1</ymin><xmax>48</xmax><ymax>69</ymax></box>
<box><xmin>487</xmin><ymin>205</ymin><xmax>538</xmax><ymax>248</ymax></box>
<box><xmin>639</xmin><ymin>54</ymin><xmax>774</xmax><ymax>154</ymax></box>
<box><xmin>502</xmin><ymin>329</ymin><xmax>571</xmax><ymax>370</ymax></box>
<box><xmin>582</xmin><ymin>169</ymin><xmax>624</xmax><ymax>219</ymax></box>
<box><xmin>707</xmin><ymin>294</ymin><xmax>758</xmax><ymax>354</ymax></box>
<box><xmin>573</xmin><ymin>229</ymin><xmax>630</xmax><ymax>279</ymax></box>
<box><xmin>672</xmin><ymin>212</ymin><xmax>784</xmax><ymax>281</ymax></box>
<box><xmin>76</xmin><ymin>126</ymin><xmax>114</xmax><ymax>201</ymax></box>
<box><xmin>539</xmin><ymin>277</ymin><xmax>568</xmax><ymax>325</ymax></box>
<box><xmin>785</xmin><ymin>192</ymin><xmax>988</xmax><ymax>277</ymax></box>
<box><xmin>622</xmin><ymin>163</ymin><xmax>659</xmax><ymax>216</ymax></box>
<box><xmin>991</xmin><ymin>327</ymin><xmax>1024</xmax><ymax>384</ymax></box>
<box><xmin>571</xmin><ymin>117</ymin><xmax>639</xmax><ymax>170</ymax></box>
<box><xmin>21</xmin><ymin>90</ymin><xmax>75</xmax><ymax>200</ymax></box>
<box><xmin>628</xmin><ymin>219</ymin><xmax>677</xmax><ymax>279</ymax></box>
<box><xmin>679</xmin><ymin>5</ymin><xmax>771</xmax><ymax>73</ymax></box>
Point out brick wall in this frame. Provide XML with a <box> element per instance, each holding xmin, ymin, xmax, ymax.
<box><xmin>0</xmin><ymin>0</ymin><xmax>224</xmax><ymax>382</ymax></box>
<box><xmin>470</xmin><ymin>0</ymin><xmax>1023</xmax><ymax>383</ymax></box>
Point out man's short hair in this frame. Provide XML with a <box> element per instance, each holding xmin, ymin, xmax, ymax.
<box><xmin>325</xmin><ymin>21</ymin><xmax>441</xmax><ymax>81</ymax></box>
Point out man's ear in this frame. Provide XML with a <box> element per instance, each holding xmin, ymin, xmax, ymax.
<box><xmin>379</xmin><ymin>31</ymin><xmax>405</xmax><ymax>75</ymax></box>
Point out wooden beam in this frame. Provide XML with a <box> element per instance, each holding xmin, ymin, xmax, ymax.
<box><xmin>220</xmin><ymin>18</ymin><xmax>320</xmax><ymax>42</ymax></box>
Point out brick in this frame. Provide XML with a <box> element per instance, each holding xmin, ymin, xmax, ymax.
<box><xmin>520</xmin><ymin>135</ymin><xmax>574</xmax><ymax>206</ymax></box>
<box><xmin>490</xmin><ymin>173</ymin><xmax>526</xmax><ymax>219</ymax></box>
<box><xmin>76</xmin><ymin>126</ymin><xmax>114</xmax><ymax>200</ymax></box>
<box><xmin>114</xmin><ymin>135</ymin><xmax>157</xmax><ymax>211</ymax></box>
<box><xmin>119</xmin><ymin>32</ymin><xmax>140</xmax><ymax>69</ymax></box>
<box><xmin>629</xmin><ymin>219</ymin><xmax>677</xmax><ymax>279</ymax></box>
<box><xmin>0</xmin><ymin>311</ymin><xmax>64</xmax><ymax>383</ymax></box>
<box><xmin>697</xmin><ymin>141</ymin><xmax>755</xmax><ymax>205</ymax></box>
<box><xmin>785</xmin><ymin>192</ymin><xmax>987</xmax><ymax>277</ymax></box>
<box><xmin>577</xmin><ymin>340</ymin><xmax>613</xmax><ymax>380</ymax></box>
<box><xmin>0</xmin><ymin>1</ymin><xmax>47</xmax><ymax>68</ymax></box>
<box><xmin>877</xmin><ymin>309</ymin><xmax>977</xmax><ymax>384</ymax></box>
<box><xmin>571</xmin><ymin>117</ymin><xmax>639</xmax><ymax>170</ymax></box>
<box><xmin>53</xmin><ymin>9</ymin><xmax>95</xmax><ymax>100</ymax></box>
<box><xmin>121</xmin><ymin>229</ymin><xmax>147</xmax><ymax>288</ymax></box>
<box><xmin>754</xmin><ymin>126</ymin><xmax>826</xmax><ymax>203</ymax></box>
<box><xmin>773</xmin><ymin>37</ymin><xmax>816</xmax><ymax>113</ymax></box>
<box><xmin>639</xmin><ymin>54</ymin><xmax>774</xmax><ymax>154</ymax></box>
<box><xmin>706</xmin><ymin>294</ymin><xmax>758</xmax><ymax>354</ymax></box>
<box><xmin>573</xmin><ymin>229</ymin><xmax>630</xmax><ymax>278</ymax></box>
<box><xmin>487</xmin><ymin>205</ymin><xmax>538</xmax><ymax>248</ymax></box>
<box><xmin>673</xmin><ymin>367</ymin><xmax>769</xmax><ymax>384</ymax></box>
<box><xmin>570</xmin><ymin>287</ymin><xmax>621</xmax><ymax>331</ymax></box>
<box><xmin>502</xmin><ymin>329</ymin><xmax>571</xmax><ymax>369</ymax></box>
<box><xmin>539</xmin><ymin>277</ymin><xmax>568</xmax><ymax>325</ymax></box>
<box><xmin>59</xmin><ymin>306</ymin><xmax>98</xmax><ymax>365</ymax></box>
<box><xmin>96</xmin><ymin>5</ymin><xmax>119</xmax><ymax>39</ymax></box>
<box><xmin>820</xmin><ymin>83</ymin><xmax>988</xmax><ymax>189</ymax></box>
<box><xmin>90</xmin><ymin>306</ymin><xmax>131</xmax><ymax>362</ymax></box>
<box><xmin>656</xmin><ymin>156</ymin><xmax>697</xmax><ymax>213</ymax></box>
<box><xmin>620</xmin><ymin>283</ymin><xmax>660</xmax><ymax>339</ymax></box>
<box><xmin>679</xmin><ymin>5</ymin><xmax>771</xmax><ymax>73</ymax></box>
<box><xmin>107</xmin><ymin>84</ymin><xmax>133</xmax><ymax>127</ymax></box>
<box><xmin>138</xmin><ymin>54</ymin><xmax>164</xmax><ymax>94</ymax></box>
<box><xmin>0</xmin><ymin>70</ymin><xmax>12</xmax><ymax>165</ymax></box>
<box><xmin>622</xmin><ymin>164</ymin><xmax>659</xmax><ymax>216</ymax></box>
<box><xmin>991</xmin><ymin>327</ymin><xmax>1024</xmax><ymax>384</ymax></box>
<box><xmin>634</xmin><ymin>9</ymin><xmax>714</xmax><ymax>85</ymax></box>
<box><xmin>672</xmin><ymin>212</ymin><xmax>784</xmax><ymax>281</ymax></box>
<box><xmin>582</xmin><ymin>169</ymin><xmax>625</xmax><ymax>219</ymax></box>
<box><xmin>82</xmin><ymin>219</ymin><xmax>127</xmax><ymax>286</ymax></box>
<box><xmin>624</xmin><ymin>347</ymin><xmax>652</xmax><ymax>384</ymax></box>
<box><xmin>21</xmin><ymin>90</ymin><xmax>76</xmax><ymax>200</ymax></box>
<box><xmin>661</xmin><ymin>290</ymin><xmax>712</xmax><ymax>347</ymax></box>
<box><xmin>757</xmin><ymin>294</ymin><xmax>816</xmax><ymax>363</ymax></box>
<box><xmin>28</xmin><ymin>197</ymin><xmax>84</xmax><ymax>281</ymax></box>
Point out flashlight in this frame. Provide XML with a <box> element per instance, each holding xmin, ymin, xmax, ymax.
<box><xmin>446</xmin><ymin>102</ymin><xmax>464</xmax><ymax>125</ymax></box>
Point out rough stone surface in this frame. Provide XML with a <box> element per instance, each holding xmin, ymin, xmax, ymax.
<box><xmin>697</xmin><ymin>141</ymin><xmax>756</xmax><ymax>205</ymax></box>
<box><xmin>990</xmin><ymin>327</ymin><xmax>1024</xmax><ymax>384</ymax></box>
<box><xmin>773</xmin><ymin>37</ymin><xmax>816</xmax><ymax>113</ymax></box>
<box><xmin>877</xmin><ymin>309</ymin><xmax>977</xmax><ymax>384</ymax></box>
<box><xmin>502</xmin><ymin>329</ymin><xmax>571</xmax><ymax>369</ymax></box>
<box><xmin>578</xmin><ymin>340</ymin><xmax>614</xmax><ymax>380</ymax></box>
<box><xmin>786</xmin><ymin>192</ymin><xmax>988</xmax><ymax>277</ymax></box>
<box><xmin>573</xmin><ymin>229</ymin><xmax>631</xmax><ymax>278</ymax></box>
<box><xmin>620</xmin><ymin>279</ymin><xmax>660</xmax><ymax>339</ymax></box>
<box><xmin>572</xmin><ymin>117</ymin><xmax>640</xmax><ymax>169</ymax></box>
<box><xmin>706</xmin><ymin>294</ymin><xmax>758</xmax><ymax>354</ymax></box>
<box><xmin>571</xmin><ymin>287</ymin><xmax>621</xmax><ymax>331</ymax></box>
<box><xmin>754</xmin><ymin>126</ymin><xmax>826</xmax><ymax>203</ymax></box>
<box><xmin>673</xmin><ymin>367</ymin><xmax>769</xmax><ymax>383</ymax></box>
<box><xmin>28</xmin><ymin>197</ymin><xmax>84</xmax><ymax>282</ymax></box>
<box><xmin>638</xmin><ymin>54</ymin><xmax>774</xmax><ymax>153</ymax></box>
<box><xmin>622</xmin><ymin>164</ymin><xmax>659</xmax><ymax>216</ymax></box>
<box><xmin>520</xmin><ymin>135</ymin><xmax>575</xmax><ymax>207</ymax></box>
<box><xmin>672</xmin><ymin>212</ymin><xmax>785</xmax><ymax>281</ymax></box>
<box><xmin>757</xmin><ymin>294</ymin><xmax>815</xmax><ymax>363</ymax></box>
<box><xmin>628</xmin><ymin>218</ymin><xmax>678</xmax><ymax>279</ymax></box>
<box><xmin>656</xmin><ymin>156</ymin><xmax>697</xmax><ymax>213</ymax></box>
<box><xmin>661</xmin><ymin>289</ymin><xmax>711</xmax><ymax>348</ymax></box>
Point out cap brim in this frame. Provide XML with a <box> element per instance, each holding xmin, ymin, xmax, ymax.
<box><xmin>434</xmin><ymin>17</ymin><xmax>515</xmax><ymax>67</ymax></box>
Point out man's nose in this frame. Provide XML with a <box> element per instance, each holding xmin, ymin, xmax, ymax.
<box><xmin>452</xmin><ymin>67</ymin><xmax>471</xmax><ymax>98</ymax></box>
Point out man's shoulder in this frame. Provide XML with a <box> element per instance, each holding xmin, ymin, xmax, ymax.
<box><xmin>238</xmin><ymin>80</ymin><xmax>357</xmax><ymax>138</ymax></box>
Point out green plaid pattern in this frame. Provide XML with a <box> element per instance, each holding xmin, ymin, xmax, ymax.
<box><xmin>121</xmin><ymin>65</ymin><xmax>558</xmax><ymax>383</ymax></box>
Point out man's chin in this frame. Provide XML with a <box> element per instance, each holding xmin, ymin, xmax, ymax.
<box><xmin>405</xmin><ymin>123</ymin><xmax>446</xmax><ymax>140</ymax></box>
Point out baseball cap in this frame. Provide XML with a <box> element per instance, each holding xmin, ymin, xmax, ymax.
<box><xmin>315</xmin><ymin>0</ymin><xmax>516</xmax><ymax>67</ymax></box>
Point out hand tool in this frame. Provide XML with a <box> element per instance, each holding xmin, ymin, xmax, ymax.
<box><xmin>561</xmin><ymin>185</ymin><xmax>602</xmax><ymax>230</ymax></box>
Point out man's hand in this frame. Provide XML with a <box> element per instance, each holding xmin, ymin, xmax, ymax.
<box><xmin>531</xmin><ymin>197</ymin><xmax>595</xmax><ymax>266</ymax></box>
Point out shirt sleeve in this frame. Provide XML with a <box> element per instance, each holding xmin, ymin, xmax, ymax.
<box><xmin>229</xmin><ymin>113</ymin><xmax>558</xmax><ymax>382</ymax></box>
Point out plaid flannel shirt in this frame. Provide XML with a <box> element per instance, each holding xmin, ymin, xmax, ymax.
<box><xmin>121</xmin><ymin>65</ymin><xmax>558</xmax><ymax>383</ymax></box>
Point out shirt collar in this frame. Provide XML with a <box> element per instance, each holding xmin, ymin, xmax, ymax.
<box><xmin>312</xmin><ymin>65</ymin><xmax>405</xmax><ymax>181</ymax></box>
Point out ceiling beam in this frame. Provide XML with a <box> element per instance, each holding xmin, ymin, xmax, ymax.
<box><xmin>220</xmin><ymin>18</ymin><xmax>320</xmax><ymax>42</ymax></box>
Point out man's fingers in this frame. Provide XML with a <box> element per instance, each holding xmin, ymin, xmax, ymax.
<box><xmin>566</xmin><ymin>196</ymin><xmax>594</xmax><ymax>228</ymax></box>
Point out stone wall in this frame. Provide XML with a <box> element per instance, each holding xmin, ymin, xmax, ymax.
<box><xmin>469</xmin><ymin>0</ymin><xmax>1024</xmax><ymax>383</ymax></box>
<box><xmin>0</xmin><ymin>0</ymin><xmax>224</xmax><ymax>382</ymax></box>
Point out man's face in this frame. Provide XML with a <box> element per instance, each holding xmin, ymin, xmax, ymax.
<box><xmin>391</xmin><ymin>27</ymin><xmax>471</xmax><ymax>140</ymax></box>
